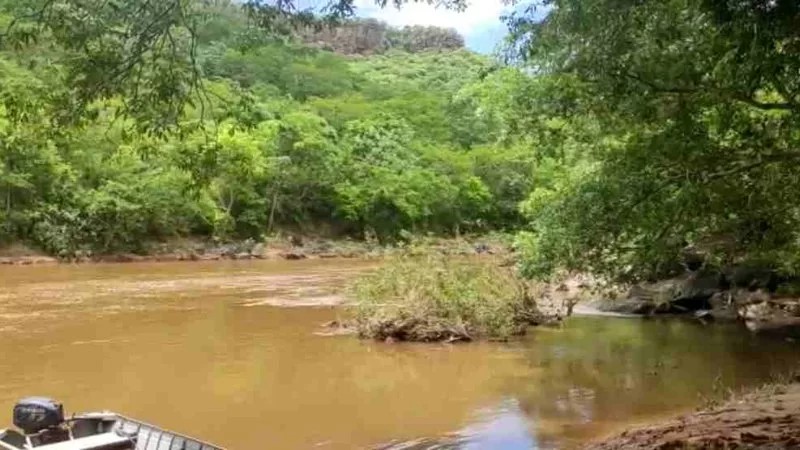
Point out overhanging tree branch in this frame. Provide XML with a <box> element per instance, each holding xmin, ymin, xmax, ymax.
<box><xmin>622</xmin><ymin>71</ymin><xmax>798</xmax><ymax>112</ymax></box>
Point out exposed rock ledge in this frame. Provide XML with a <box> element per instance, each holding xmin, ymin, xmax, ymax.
<box><xmin>591</xmin><ymin>268</ymin><xmax>800</xmax><ymax>338</ymax></box>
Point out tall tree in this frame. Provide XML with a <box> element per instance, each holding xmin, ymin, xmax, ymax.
<box><xmin>507</xmin><ymin>0</ymin><xmax>800</xmax><ymax>280</ymax></box>
<box><xmin>0</xmin><ymin>0</ymin><xmax>473</xmax><ymax>132</ymax></box>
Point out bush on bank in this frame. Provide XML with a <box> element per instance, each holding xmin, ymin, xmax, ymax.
<box><xmin>349</xmin><ymin>255</ymin><xmax>546</xmax><ymax>342</ymax></box>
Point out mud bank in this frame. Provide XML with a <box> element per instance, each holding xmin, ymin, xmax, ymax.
<box><xmin>585</xmin><ymin>382</ymin><xmax>800</xmax><ymax>450</ymax></box>
<box><xmin>0</xmin><ymin>236</ymin><xmax>509</xmax><ymax>265</ymax></box>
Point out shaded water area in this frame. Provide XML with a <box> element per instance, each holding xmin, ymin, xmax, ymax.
<box><xmin>1</xmin><ymin>261</ymin><xmax>799</xmax><ymax>449</ymax></box>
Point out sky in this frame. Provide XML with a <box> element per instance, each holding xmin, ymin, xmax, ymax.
<box><xmin>354</xmin><ymin>0</ymin><xmax>520</xmax><ymax>54</ymax></box>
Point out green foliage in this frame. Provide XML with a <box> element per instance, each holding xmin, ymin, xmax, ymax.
<box><xmin>350</xmin><ymin>49</ymin><xmax>491</xmax><ymax>94</ymax></box>
<box><xmin>201</xmin><ymin>43</ymin><xmax>365</xmax><ymax>100</ymax></box>
<box><xmin>0</xmin><ymin>1</ymin><xmax>534</xmax><ymax>254</ymax></box>
<box><xmin>350</xmin><ymin>255</ymin><xmax>543</xmax><ymax>342</ymax></box>
<box><xmin>8</xmin><ymin>0</ymin><xmax>794</xmax><ymax>291</ymax></box>
<box><xmin>506</xmin><ymin>0</ymin><xmax>800</xmax><ymax>281</ymax></box>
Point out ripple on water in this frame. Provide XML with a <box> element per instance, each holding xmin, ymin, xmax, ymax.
<box><xmin>239</xmin><ymin>295</ymin><xmax>344</xmax><ymax>308</ymax></box>
<box><xmin>376</xmin><ymin>400</ymin><xmax>538</xmax><ymax>450</ymax></box>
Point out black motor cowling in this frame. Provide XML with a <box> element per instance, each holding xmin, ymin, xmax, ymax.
<box><xmin>13</xmin><ymin>397</ymin><xmax>64</xmax><ymax>434</ymax></box>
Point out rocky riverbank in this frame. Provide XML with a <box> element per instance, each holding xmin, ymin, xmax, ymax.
<box><xmin>0</xmin><ymin>235</ymin><xmax>510</xmax><ymax>265</ymax></box>
<box><xmin>585</xmin><ymin>381</ymin><xmax>800</xmax><ymax>449</ymax></box>
<box><xmin>583</xmin><ymin>266</ymin><xmax>800</xmax><ymax>338</ymax></box>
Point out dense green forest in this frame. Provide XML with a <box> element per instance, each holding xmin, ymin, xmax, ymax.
<box><xmin>0</xmin><ymin>1</ymin><xmax>535</xmax><ymax>256</ymax></box>
<box><xmin>1</xmin><ymin>0</ymin><xmax>798</xmax><ymax>285</ymax></box>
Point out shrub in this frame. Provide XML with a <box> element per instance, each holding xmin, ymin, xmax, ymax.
<box><xmin>349</xmin><ymin>255</ymin><xmax>546</xmax><ymax>342</ymax></box>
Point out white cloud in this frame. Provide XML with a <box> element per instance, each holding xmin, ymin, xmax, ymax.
<box><xmin>355</xmin><ymin>0</ymin><xmax>509</xmax><ymax>35</ymax></box>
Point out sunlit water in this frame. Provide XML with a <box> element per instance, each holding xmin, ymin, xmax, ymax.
<box><xmin>0</xmin><ymin>261</ymin><xmax>798</xmax><ymax>449</ymax></box>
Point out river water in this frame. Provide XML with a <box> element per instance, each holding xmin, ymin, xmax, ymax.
<box><xmin>1</xmin><ymin>260</ymin><xmax>798</xmax><ymax>449</ymax></box>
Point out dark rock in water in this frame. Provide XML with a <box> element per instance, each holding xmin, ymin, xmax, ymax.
<box><xmin>739</xmin><ymin>297</ymin><xmax>800</xmax><ymax>338</ymax></box>
<box><xmin>601</xmin><ymin>271</ymin><xmax>732</xmax><ymax>314</ymax></box>
<box><xmin>668</xmin><ymin>271</ymin><xmax>721</xmax><ymax>312</ymax></box>
<box><xmin>597</xmin><ymin>295</ymin><xmax>658</xmax><ymax>315</ymax></box>
<box><xmin>618</xmin><ymin>279</ymin><xmax>679</xmax><ymax>314</ymax></box>
<box><xmin>109</xmin><ymin>253</ymin><xmax>145</xmax><ymax>263</ymax></box>
<box><xmin>212</xmin><ymin>244</ymin><xmax>237</xmax><ymax>258</ymax></box>
<box><xmin>707</xmin><ymin>292</ymin><xmax>739</xmax><ymax>321</ymax></box>
<box><xmin>599</xmin><ymin>264</ymin><xmax>800</xmax><ymax>337</ymax></box>
<box><xmin>603</xmin><ymin>271</ymin><xmax>726</xmax><ymax>316</ymax></box>
<box><xmin>194</xmin><ymin>253</ymin><xmax>221</xmax><ymax>261</ymax></box>
<box><xmin>155</xmin><ymin>253</ymin><xmax>183</xmax><ymax>262</ymax></box>
<box><xmin>281</xmin><ymin>251</ymin><xmax>307</xmax><ymax>260</ymax></box>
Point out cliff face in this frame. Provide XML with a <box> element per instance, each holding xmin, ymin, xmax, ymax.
<box><xmin>301</xmin><ymin>19</ymin><xmax>465</xmax><ymax>55</ymax></box>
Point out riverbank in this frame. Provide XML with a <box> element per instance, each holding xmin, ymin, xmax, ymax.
<box><xmin>581</xmin><ymin>267</ymin><xmax>800</xmax><ymax>339</ymax></box>
<box><xmin>0</xmin><ymin>235</ymin><xmax>511</xmax><ymax>265</ymax></box>
<box><xmin>585</xmin><ymin>380</ymin><xmax>800</xmax><ymax>449</ymax></box>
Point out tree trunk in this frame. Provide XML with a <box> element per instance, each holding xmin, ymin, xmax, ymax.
<box><xmin>267</xmin><ymin>191</ymin><xmax>279</xmax><ymax>234</ymax></box>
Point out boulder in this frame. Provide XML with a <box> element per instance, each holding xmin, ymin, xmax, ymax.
<box><xmin>707</xmin><ymin>292</ymin><xmax>738</xmax><ymax>321</ymax></box>
<box><xmin>669</xmin><ymin>271</ymin><xmax>722</xmax><ymax>312</ymax></box>
<box><xmin>738</xmin><ymin>297</ymin><xmax>800</xmax><ymax>337</ymax></box>
<box><xmin>620</xmin><ymin>279</ymin><xmax>680</xmax><ymax>314</ymax></box>
<box><xmin>281</xmin><ymin>251</ymin><xmax>307</xmax><ymax>260</ymax></box>
<box><xmin>195</xmin><ymin>253</ymin><xmax>221</xmax><ymax>261</ymax></box>
<box><xmin>107</xmin><ymin>253</ymin><xmax>146</xmax><ymax>263</ymax></box>
<box><xmin>214</xmin><ymin>244</ymin><xmax>238</xmax><ymax>258</ymax></box>
<box><xmin>601</xmin><ymin>271</ymin><xmax>725</xmax><ymax>316</ymax></box>
<box><xmin>597</xmin><ymin>296</ymin><xmax>657</xmax><ymax>315</ymax></box>
<box><xmin>155</xmin><ymin>253</ymin><xmax>183</xmax><ymax>262</ymax></box>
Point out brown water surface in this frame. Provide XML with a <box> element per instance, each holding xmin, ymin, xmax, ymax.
<box><xmin>1</xmin><ymin>261</ymin><xmax>798</xmax><ymax>449</ymax></box>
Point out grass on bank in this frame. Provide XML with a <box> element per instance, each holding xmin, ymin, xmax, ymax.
<box><xmin>349</xmin><ymin>255</ymin><xmax>547</xmax><ymax>342</ymax></box>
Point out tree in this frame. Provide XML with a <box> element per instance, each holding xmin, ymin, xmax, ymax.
<box><xmin>0</xmin><ymin>0</ymin><xmax>474</xmax><ymax>133</ymax></box>
<box><xmin>0</xmin><ymin>0</ymin><xmax>537</xmax><ymax>254</ymax></box>
<box><xmin>506</xmin><ymin>0</ymin><xmax>800</xmax><ymax>280</ymax></box>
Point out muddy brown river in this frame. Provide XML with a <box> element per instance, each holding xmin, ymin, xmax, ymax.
<box><xmin>1</xmin><ymin>260</ymin><xmax>799</xmax><ymax>449</ymax></box>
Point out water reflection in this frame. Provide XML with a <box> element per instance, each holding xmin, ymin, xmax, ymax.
<box><xmin>459</xmin><ymin>400</ymin><xmax>538</xmax><ymax>450</ymax></box>
<box><xmin>377</xmin><ymin>400</ymin><xmax>538</xmax><ymax>450</ymax></box>
<box><xmin>383</xmin><ymin>317</ymin><xmax>800</xmax><ymax>450</ymax></box>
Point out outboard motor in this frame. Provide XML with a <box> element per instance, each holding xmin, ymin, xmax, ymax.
<box><xmin>13</xmin><ymin>397</ymin><xmax>65</xmax><ymax>435</ymax></box>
